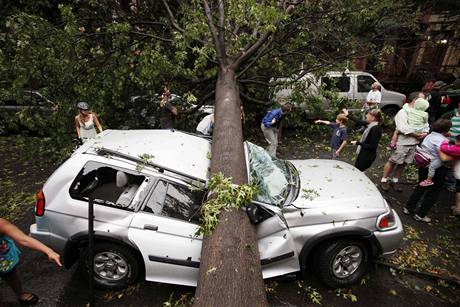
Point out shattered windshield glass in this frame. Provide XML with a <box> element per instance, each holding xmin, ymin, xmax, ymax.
<box><xmin>247</xmin><ymin>142</ymin><xmax>290</xmax><ymax>206</ymax></box>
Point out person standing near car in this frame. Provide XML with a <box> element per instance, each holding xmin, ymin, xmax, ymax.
<box><xmin>404</xmin><ymin>119</ymin><xmax>451</xmax><ymax>222</ymax></box>
<box><xmin>159</xmin><ymin>82</ymin><xmax>178</xmax><ymax>129</ymax></box>
<box><xmin>0</xmin><ymin>218</ymin><xmax>62</xmax><ymax>305</ymax></box>
<box><xmin>196</xmin><ymin>113</ymin><xmax>214</xmax><ymax>136</ymax></box>
<box><xmin>365</xmin><ymin>82</ymin><xmax>382</xmax><ymax>110</ymax></box>
<box><xmin>261</xmin><ymin>103</ymin><xmax>292</xmax><ymax>157</ymax></box>
<box><xmin>75</xmin><ymin>102</ymin><xmax>103</xmax><ymax>144</ymax></box>
<box><xmin>349</xmin><ymin>109</ymin><xmax>383</xmax><ymax>171</ymax></box>
<box><xmin>380</xmin><ymin>92</ymin><xmax>426</xmax><ymax>191</ymax></box>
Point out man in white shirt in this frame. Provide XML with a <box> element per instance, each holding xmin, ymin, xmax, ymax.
<box><xmin>381</xmin><ymin>92</ymin><xmax>427</xmax><ymax>191</ymax></box>
<box><xmin>196</xmin><ymin>113</ymin><xmax>214</xmax><ymax>136</ymax></box>
<box><xmin>365</xmin><ymin>82</ymin><xmax>382</xmax><ymax>108</ymax></box>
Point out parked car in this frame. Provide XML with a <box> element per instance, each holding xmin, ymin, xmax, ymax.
<box><xmin>30</xmin><ymin>130</ymin><xmax>403</xmax><ymax>289</ymax></box>
<box><xmin>0</xmin><ymin>90</ymin><xmax>56</xmax><ymax>135</ymax></box>
<box><xmin>273</xmin><ymin>71</ymin><xmax>406</xmax><ymax>118</ymax></box>
<box><xmin>123</xmin><ymin>94</ymin><xmax>214</xmax><ymax>129</ymax></box>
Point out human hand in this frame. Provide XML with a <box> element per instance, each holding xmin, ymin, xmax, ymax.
<box><xmin>341</xmin><ymin>108</ymin><xmax>349</xmax><ymax>116</ymax></box>
<box><xmin>47</xmin><ymin>251</ymin><xmax>62</xmax><ymax>267</ymax></box>
<box><xmin>350</xmin><ymin>141</ymin><xmax>357</xmax><ymax>145</ymax></box>
<box><xmin>314</xmin><ymin>120</ymin><xmax>321</xmax><ymax>124</ymax></box>
<box><xmin>335</xmin><ymin>150</ymin><xmax>340</xmax><ymax>157</ymax></box>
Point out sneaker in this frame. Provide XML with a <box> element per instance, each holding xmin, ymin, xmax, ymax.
<box><xmin>403</xmin><ymin>207</ymin><xmax>412</xmax><ymax>215</ymax></box>
<box><xmin>414</xmin><ymin>214</ymin><xmax>431</xmax><ymax>223</ymax></box>
<box><xmin>419</xmin><ymin>179</ymin><xmax>434</xmax><ymax>187</ymax></box>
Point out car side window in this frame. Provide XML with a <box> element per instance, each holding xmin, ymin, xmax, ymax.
<box><xmin>143</xmin><ymin>180</ymin><xmax>205</xmax><ymax>223</ymax></box>
<box><xmin>357</xmin><ymin>75</ymin><xmax>376</xmax><ymax>92</ymax></box>
<box><xmin>322</xmin><ymin>76</ymin><xmax>350</xmax><ymax>92</ymax></box>
<box><xmin>69</xmin><ymin>161</ymin><xmax>146</xmax><ymax>210</ymax></box>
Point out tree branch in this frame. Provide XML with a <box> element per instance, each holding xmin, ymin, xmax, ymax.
<box><xmin>203</xmin><ymin>0</ymin><xmax>226</xmax><ymax>66</ymax></box>
<box><xmin>161</xmin><ymin>0</ymin><xmax>186</xmax><ymax>33</ymax></box>
<box><xmin>130</xmin><ymin>31</ymin><xmax>173</xmax><ymax>42</ymax></box>
<box><xmin>230</xmin><ymin>31</ymin><xmax>273</xmax><ymax>70</ymax></box>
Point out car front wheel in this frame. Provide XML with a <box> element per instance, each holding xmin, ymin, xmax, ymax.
<box><xmin>80</xmin><ymin>242</ymin><xmax>141</xmax><ymax>290</ymax></box>
<box><xmin>314</xmin><ymin>239</ymin><xmax>369</xmax><ymax>288</ymax></box>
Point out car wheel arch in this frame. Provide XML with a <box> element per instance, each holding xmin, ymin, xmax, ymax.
<box><xmin>63</xmin><ymin>231</ymin><xmax>144</xmax><ymax>276</ymax></box>
<box><xmin>381</xmin><ymin>105</ymin><xmax>400</xmax><ymax>117</ymax></box>
<box><xmin>298</xmin><ymin>227</ymin><xmax>380</xmax><ymax>274</ymax></box>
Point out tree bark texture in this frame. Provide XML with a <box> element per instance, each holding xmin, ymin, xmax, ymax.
<box><xmin>193</xmin><ymin>68</ymin><xmax>268</xmax><ymax>307</ymax></box>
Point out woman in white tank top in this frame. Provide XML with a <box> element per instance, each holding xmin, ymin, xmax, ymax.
<box><xmin>75</xmin><ymin>102</ymin><xmax>103</xmax><ymax>143</ymax></box>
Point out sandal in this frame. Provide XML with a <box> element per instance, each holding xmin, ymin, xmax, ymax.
<box><xmin>419</xmin><ymin>179</ymin><xmax>434</xmax><ymax>187</ymax></box>
<box><xmin>18</xmin><ymin>293</ymin><xmax>39</xmax><ymax>306</ymax></box>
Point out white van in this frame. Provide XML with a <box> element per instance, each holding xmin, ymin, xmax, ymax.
<box><xmin>273</xmin><ymin>71</ymin><xmax>406</xmax><ymax>117</ymax></box>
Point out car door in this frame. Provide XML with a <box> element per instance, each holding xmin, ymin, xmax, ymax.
<box><xmin>253</xmin><ymin>202</ymin><xmax>300</xmax><ymax>278</ymax></box>
<box><xmin>128</xmin><ymin>178</ymin><xmax>204</xmax><ymax>286</ymax></box>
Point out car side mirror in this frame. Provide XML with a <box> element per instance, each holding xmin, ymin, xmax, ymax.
<box><xmin>246</xmin><ymin>203</ymin><xmax>263</xmax><ymax>224</ymax></box>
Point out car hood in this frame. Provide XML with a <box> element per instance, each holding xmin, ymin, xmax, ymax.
<box><xmin>288</xmin><ymin>159</ymin><xmax>386</xmax><ymax>210</ymax></box>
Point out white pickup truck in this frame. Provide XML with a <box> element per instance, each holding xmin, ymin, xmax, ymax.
<box><xmin>273</xmin><ymin>71</ymin><xmax>406</xmax><ymax>117</ymax></box>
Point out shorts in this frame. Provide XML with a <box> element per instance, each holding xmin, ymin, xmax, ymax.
<box><xmin>0</xmin><ymin>265</ymin><xmax>17</xmax><ymax>278</ymax></box>
<box><xmin>389</xmin><ymin>145</ymin><xmax>416</xmax><ymax>165</ymax></box>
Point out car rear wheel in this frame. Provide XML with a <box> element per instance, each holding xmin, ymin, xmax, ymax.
<box><xmin>313</xmin><ymin>239</ymin><xmax>369</xmax><ymax>288</ymax></box>
<box><xmin>80</xmin><ymin>242</ymin><xmax>140</xmax><ymax>290</ymax></box>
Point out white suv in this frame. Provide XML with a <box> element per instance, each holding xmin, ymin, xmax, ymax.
<box><xmin>30</xmin><ymin>130</ymin><xmax>403</xmax><ymax>289</ymax></box>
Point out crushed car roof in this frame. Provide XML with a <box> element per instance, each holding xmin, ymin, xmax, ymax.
<box><xmin>84</xmin><ymin>130</ymin><xmax>211</xmax><ymax>181</ymax></box>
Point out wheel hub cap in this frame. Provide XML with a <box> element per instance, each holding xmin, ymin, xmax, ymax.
<box><xmin>93</xmin><ymin>251</ymin><xmax>128</xmax><ymax>281</ymax></box>
<box><xmin>332</xmin><ymin>245</ymin><xmax>363</xmax><ymax>279</ymax></box>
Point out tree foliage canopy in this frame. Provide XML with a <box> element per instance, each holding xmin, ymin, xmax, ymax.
<box><xmin>0</xmin><ymin>0</ymin><xmax>421</xmax><ymax>144</ymax></box>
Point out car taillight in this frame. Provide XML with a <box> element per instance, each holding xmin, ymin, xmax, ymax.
<box><xmin>35</xmin><ymin>190</ymin><xmax>45</xmax><ymax>216</ymax></box>
<box><xmin>441</xmin><ymin>95</ymin><xmax>452</xmax><ymax>105</ymax></box>
<box><xmin>376</xmin><ymin>211</ymin><xmax>396</xmax><ymax>231</ymax></box>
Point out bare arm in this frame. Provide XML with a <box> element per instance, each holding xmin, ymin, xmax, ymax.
<box><xmin>336</xmin><ymin>140</ymin><xmax>347</xmax><ymax>155</ymax></box>
<box><xmin>93</xmin><ymin>113</ymin><xmax>103</xmax><ymax>133</ymax></box>
<box><xmin>439</xmin><ymin>150</ymin><xmax>455</xmax><ymax>162</ymax></box>
<box><xmin>170</xmin><ymin>106</ymin><xmax>178</xmax><ymax>116</ymax></box>
<box><xmin>0</xmin><ymin>218</ymin><xmax>62</xmax><ymax>266</ymax></box>
<box><xmin>315</xmin><ymin>119</ymin><xmax>331</xmax><ymax>125</ymax></box>
<box><xmin>74</xmin><ymin>116</ymin><xmax>81</xmax><ymax>138</ymax></box>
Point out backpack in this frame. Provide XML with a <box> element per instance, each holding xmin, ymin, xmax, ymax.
<box><xmin>413</xmin><ymin>146</ymin><xmax>433</xmax><ymax>169</ymax></box>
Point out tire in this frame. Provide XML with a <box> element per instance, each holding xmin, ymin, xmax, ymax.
<box><xmin>313</xmin><ymin>239</ymin><xmax>369</xmax><ymax>288</ymax></box>
<box><xmin>381</xmin><ymin>106</ymin><xmax>399</xmax><ymax>118</ymax></box>
<box><xmin>80</xmin><ymin>242</ymin><xmax>141</xmax><ymax>290</ymax></box>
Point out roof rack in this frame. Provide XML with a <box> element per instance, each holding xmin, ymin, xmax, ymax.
<box><xmin>95</xmin><ymin>147</ymin><xmax>206</xmax><ymax>185</ymax></box>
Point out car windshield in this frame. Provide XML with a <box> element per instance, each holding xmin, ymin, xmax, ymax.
<box><xmin>247</xmin><ymin>142</ymin><xmax>292</xmax><ymax>206</ymax></box>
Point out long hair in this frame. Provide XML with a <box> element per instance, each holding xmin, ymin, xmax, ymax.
<box><xmin>368</xmin><ymin>109</ymin><xmax>383</xmax><ymax>124</ymax></box>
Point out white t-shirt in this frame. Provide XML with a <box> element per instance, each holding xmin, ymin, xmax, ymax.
<box><xmin>366</xmin><ymin>90</ymin><xmax>382</xmax><ymax>104</ymax></box>
<box><xmin>196</xmin><ymin>114</ymin><xmax>214</xmax><ymax>135</ymax></box>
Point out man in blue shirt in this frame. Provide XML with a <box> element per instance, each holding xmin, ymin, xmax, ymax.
<box><xmin>261</xmin><ymin>103</ymin><xmax>292</xmax><ymax>157</ymax></box>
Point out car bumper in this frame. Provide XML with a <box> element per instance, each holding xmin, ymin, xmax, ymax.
<box><xmin>373</xmin><ymin>209</ymin><xmax>404</xmax><ymax>255</ymax></box>
<box><xmin>30</xmin><ymin>223</ymin><xmax>67</xmax><ymax>253</ymax></box>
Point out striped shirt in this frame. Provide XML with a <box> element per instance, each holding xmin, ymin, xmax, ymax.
<box><xmin>449</xmin><ymin>109</ymin><xmax>460</xmax><ymax>141</ymax></box>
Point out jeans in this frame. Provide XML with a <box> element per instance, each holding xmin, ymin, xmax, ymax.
<box><xmin>406</xmin><ymin>166</ymin><xmax>448</xmax><ymax>217</ymax></box>
<box><xmin>261</xmin><ymin>123</ymin><xmax>278</xmax><ymax>157</ymax></box>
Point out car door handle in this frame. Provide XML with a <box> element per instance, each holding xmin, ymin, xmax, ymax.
<box><xmin>144</xmin><ymin>224</ymin><xmax>158</xmax><ymax>231</ymax></box>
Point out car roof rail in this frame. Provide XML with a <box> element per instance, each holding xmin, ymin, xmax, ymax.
<box><xmin>95</xmin><ymin>147</ymin><xmax>207</xmax><ymax>185</ymax></box>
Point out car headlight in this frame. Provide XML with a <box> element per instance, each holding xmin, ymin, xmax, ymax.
<box><xmin>376</xmin><ymin>210</ymin><xmax>397</xmax><ymax>231</ymax></box>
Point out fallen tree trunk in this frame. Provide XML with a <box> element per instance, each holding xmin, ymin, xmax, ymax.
<box><xmin>193</xmin><ymin>68</ymin><xmax>268</xmax><ymax>306</ymax></box>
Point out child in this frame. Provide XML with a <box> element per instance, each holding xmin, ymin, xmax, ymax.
<box><xmin>420</xmin><ymin>135</ymin><xmax>460</xmax><ymax>186</ymax></box>
<box><xmin>315</xmin><ymin>114</ymin><xmax>348</xmax><ymax>159</ymax></box>
<box><xmin>388</xmin><ymin>98</ymin><xmax>430</xmax><ymax>150</ymax></box>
